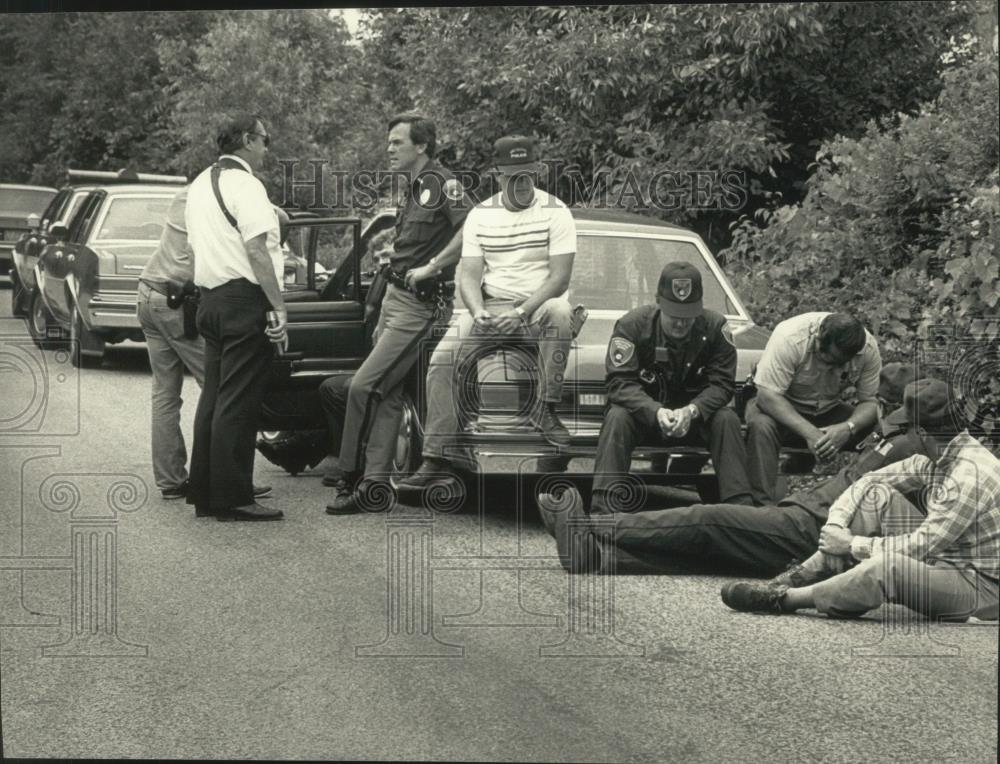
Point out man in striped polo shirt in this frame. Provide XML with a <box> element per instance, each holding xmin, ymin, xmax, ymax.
<box><xmin>399</xmin><ymin>135</ymin><xmax>577</xmax><ymax>496</ymax></box>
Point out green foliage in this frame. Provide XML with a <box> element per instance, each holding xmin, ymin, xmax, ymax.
<box><xmin>723</xmin><ymin>55</ymin><xmax>999</xmax><ymax>433</ymax></box>
<box><xmin>160</xmin><ymin>9</ymin><xmax>380</xmax><ymax>203</ymax></box>
<box><xmin>357</xmin><ymin>3</ymin><xmax>968</xmax><ymax>249</ymax></box>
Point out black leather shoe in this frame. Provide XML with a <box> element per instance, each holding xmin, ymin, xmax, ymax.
<box><xmin>221</xmin><ymin>503</ymin><xmax>284</xmax><ymax>521</ymax></box>
<box><xmin>533</xmin><ymin>403</ymin><xmax>571</xmax><ymax>447</ymax></box>
<box><xmin>162</xmin><ymin>480</ymin><xmax>189</xmax><ymax>500</ymax></box>
<box><xmin>396</xmin><ymin>458</ymin><xmax>466</xmax><ymax>503</ymax></box>
<box><xmin>325</xmin><ymin>478</ymin><xmax>395</xmax><ymax>515</ymax></box>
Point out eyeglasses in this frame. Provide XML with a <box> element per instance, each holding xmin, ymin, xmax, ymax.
<box><xmin>248</xmin><ymin>131</ymin><xmax>270</xmax><ymax>149</ymax></box>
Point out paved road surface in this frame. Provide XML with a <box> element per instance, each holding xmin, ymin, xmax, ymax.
<box><xmin>0</xmin><ymin>285</ymin><xmax>996</xmax><ymax>762</ymax></box>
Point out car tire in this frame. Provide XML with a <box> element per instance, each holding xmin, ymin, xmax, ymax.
<box><xmin>27</xmin><ymin>290</ymin><xmax>64</xmax><ymax>346</ymax></box>
<box><xmin>10</xmin><ymin>268</ymin><xmax>28</xmax><ymax>317</ymax></box>
<box><xmin>70</xmin><ymin>304</ymin><xmax>105</xmax><ymax>368</ymax></box>
<box><xmin>391</xmin><ymin>393</ymin><xmax>423</xmax><ymax>486</ymax></box>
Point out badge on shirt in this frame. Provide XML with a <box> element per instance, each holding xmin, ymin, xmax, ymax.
<box><xmin>443</xmin><ymin>178</ymin><xmax>464</xmax><ymax>202</ymax></box>
<box><xmin>609</xmin><ymin>338</ymin><xmax>635</xmax><ymax>367</ymax></box>
<box><xmin>419</xmin><ymin>187</ymin><xmax>433</xmax><ymax>206</ymax></box>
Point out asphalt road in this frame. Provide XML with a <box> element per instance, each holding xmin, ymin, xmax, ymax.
<box><xmin>1</xmin><ymin>283</ymin><xmax>997</xmax><ymax>763</ymax></box>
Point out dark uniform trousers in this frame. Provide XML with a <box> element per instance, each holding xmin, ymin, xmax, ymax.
<box><xmin>592</xmin><ymin>402</ymin><xmax>751</xmax><ymax>511</ymax></box>
<box><xmin>187</xmin><ymin>279</ymin><xmax>272</xmax><ymax>511</ymax></box>
<box><xmin>336</xmin><ymin>285</ymin><xmax>452</xmax><ymax>480</ymax></box>
<box><xmin>745</xmin><ymin>397</ymin><xmax>871</xmax><ymax>505</ymax></box>
<box><xmin>596</xmin><ymin>429</ymin><xmax>928</xmax><ymax>576</ymax></box>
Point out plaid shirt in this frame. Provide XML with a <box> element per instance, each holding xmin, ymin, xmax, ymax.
<box><xmin>827</xmin><ymin>431</ymin><xmax>1000</xmax><ymax>578</ymax></box>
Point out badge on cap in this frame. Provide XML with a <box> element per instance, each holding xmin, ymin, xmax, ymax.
<box><xmin>672</xmin><ymin>278</ymin><xmax>692</xmax><ymax>301</ymax></box>
<box><xmin>609</xmin><ymin>338</ymin><xmax>635</xmax><ymax>367</ymax></box>
<box><xmin>443</xmin><ymin>178</ymin><xmax>464</xmax><ymax>202</ymax></box>
<box><xmin>419</xmin><ymin>188</ymin><xmax>432</xmax><ymax>205</ymax></box>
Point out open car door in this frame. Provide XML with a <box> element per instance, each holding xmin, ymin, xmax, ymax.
<box><xmin>261</xmin><ymin>214</ymin><xmax>395</xmax><ymax>431</ymax></box>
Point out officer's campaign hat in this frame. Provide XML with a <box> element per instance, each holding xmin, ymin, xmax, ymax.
<box><xmin>493</xmin><ymin>135</ymin><xmax>541</xmax><ymax>173</ymax></box>
<box><xmin>657</xmin><ymin>261</ymin><xmax>703</xmax><ymax>318</ymax></box>
<box><xmin>885</xmin><ymin>378</ymin><xmax>955</xmax><ymax>432</ymax></box>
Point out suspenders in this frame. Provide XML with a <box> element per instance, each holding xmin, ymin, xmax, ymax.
<box><xmin>210</xmin><ymin>157</ymin><xmax>248</xmax><ymax>229</ymax></box>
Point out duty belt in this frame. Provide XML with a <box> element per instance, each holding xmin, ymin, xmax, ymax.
<box><xmin>382</xmin><ymin>266</ymin><xmax>455</xmax><ymax>306</ymax></box>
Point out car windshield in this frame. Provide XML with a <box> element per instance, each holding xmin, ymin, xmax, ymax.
<box><xmin>94</xmin><ymin>196</ymin><xmax>173</xmax><ymax>240</ymax></box>
<box><xmin>455</xmin><ymin>233</ymin><xmax>737</xmax><ymax>315</ymax></box>
<box><xmin>0</xmin><ymin>188</ymin><xmax>57</xmax><ymax>216</ymax></box>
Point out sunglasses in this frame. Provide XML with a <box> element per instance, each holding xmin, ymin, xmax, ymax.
<box><xmin>248</xmin><ymin>131</ymin><xmax>271</xmax><ymax>149</ymax></box>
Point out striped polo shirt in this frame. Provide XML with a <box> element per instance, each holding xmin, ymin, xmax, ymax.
<box><xmin>461</xmin><ymin>189</ymin><xmax>576</xmax><ymax>301</ymax></box>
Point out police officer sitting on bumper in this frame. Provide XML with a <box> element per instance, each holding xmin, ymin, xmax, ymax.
<box><xmin>590</xmin><ymin>261</ymin><xmax>754</xmax><ymax>513</ymax></box>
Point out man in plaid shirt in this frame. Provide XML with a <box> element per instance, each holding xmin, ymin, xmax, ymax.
<box><xmin>722</xmin><ymin>378</ymin><xmax>1000</xmax><ymax>621</ymax></box>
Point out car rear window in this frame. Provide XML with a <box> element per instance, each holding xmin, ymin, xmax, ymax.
<box><xmin>94</xmin><ymin>196</ymin><xmax>173</xmax><ymax>240</ymax></box>
<box><xmin>570</xmin><ymin>234</ymin><xmax>735</xmax><ymax>315</ymax></box>
<box><xmin>0</xmin><ymin>188</ymin><xmax>57</xmax><ymax>216</ymax></box>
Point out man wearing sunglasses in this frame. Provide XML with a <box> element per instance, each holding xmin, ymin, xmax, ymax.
<box><xmin>184</xmin><ymin>114</ymin><xmax>286</xmax><ymax>521</ymax></box>
<box><xmin>745</xmin><ymin>311</ymin><xmax>882</xmax><ymax>505</ymax></box>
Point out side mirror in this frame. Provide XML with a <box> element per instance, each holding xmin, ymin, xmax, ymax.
<box><xmin>49</xmin><ymin>223</ymin><xmax>70</xmax><ymax>241</ymax></box>
<box><xmin>26</xmin><ymin>212</ymin><xmax>41</xmax><ymax>229</ymax></box>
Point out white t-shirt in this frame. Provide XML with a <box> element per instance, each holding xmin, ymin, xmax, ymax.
<box><xmin>461</xmin><ymin>189</ymin><xmax>576</xmax><ymax>301</ymax></box>
<box><xmin>186</xmin><ymin>154</ymin><xmax>283</xmax><ymax>289</ymax></box>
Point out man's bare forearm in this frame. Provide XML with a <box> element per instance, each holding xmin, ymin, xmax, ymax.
<box><xmin>426</xmin><ymin>228</ymin><xmax>464</xmax><ymax>274</ymax></box>
<box><xmin>245</xmin><ymin>236</ymin><xmax>285</xmax><ymax>312</ymax></box>
<box><xmin>519</xmin><ymin>275</ymin><xmax>571</xmax><ymax>316</ymax></box>
<box><xmin>757</xmin><ymin>388</ymin><xmax>822</xmax><ymax>441</ymax></box>
<box><xmin>847</xmin><ymin>400</ymin><xmax>878</xmax><ymax>431</ymax></box>
<box><xmin>460</xmin><ymin>263</ymin><xmax>485</xmax><ymax>314</ymax></box>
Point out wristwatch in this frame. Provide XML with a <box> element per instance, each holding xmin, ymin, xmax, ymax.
<box><xmin>514</xmin><ymin>306</ymin><xmax>527</xmax><ymax>320</ymax></box>
<box><xmin>687</xmin><ymin>404</ymin><xmax>699</xmax><ymax>420</ymax></box>
<box><xmin>846</xmin><ymin>420</ymin><xmax>856</xmax><ymax>435</ymax></box>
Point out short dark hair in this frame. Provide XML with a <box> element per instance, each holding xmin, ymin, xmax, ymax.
<box><xmin>818</xmin><ymin>313</ymin><xmax>867</xmax><ymax>358</ymax></box>
<box><xmin>387</xmin><ymin>113</ymin><xmax>436</xmax><ymax>159</ymax></box>
<box><xmin>217</xmin><ymin>114</ymin><xmax>265</xmax><ymax>155</ymax></box>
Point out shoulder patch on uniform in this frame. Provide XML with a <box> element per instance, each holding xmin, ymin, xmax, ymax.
<box><xmin>609</xmin><ymin>338</ymin><xmax>635</xmax><ymax>367</ymax></box>
<box><xmin>443</xmin><ymin>178</ymin><xmax>463</xmax><ymax>202</ymax></box>
<box><xmin>721</xmin><ymin>324</ymin><xmax>735</xmax><ymax>347</ymax></box>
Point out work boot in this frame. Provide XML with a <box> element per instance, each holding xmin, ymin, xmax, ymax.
<box><xmin>533</xmin><ymin>402</ymin><xmax>571</xmax><ymax>447</ymax></box>
<box><xmin>720</xmin><ymin>581</ymin><xmax>790</xmax><ymax>614</ymax></box>
<box><xmin>536</xmin><ymin>485</ymin><xmax>602</xmax><ymax>574</ymax></box>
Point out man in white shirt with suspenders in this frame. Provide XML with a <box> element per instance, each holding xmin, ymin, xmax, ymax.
<box><xmin>184</xmin><ymin>114</ymin><xmax>286</xmax><ymax>521</ymax></box>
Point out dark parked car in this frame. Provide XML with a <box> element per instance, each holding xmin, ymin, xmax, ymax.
<box><xmin>256</xmin><ymin>208</ymin><xmax>771</xmax><ymax>488</ymax></box>
<box><xmin>29</xmin><ymin>169</ymin><xmax>188</xmax><ymax>365</ymax></box>
<box><xmin>1</xmin><ymin>183</ymin><xmax>57</xmax><ymax>277</ymax></box>
<box><xmin>11</xmin><ymin>181</ymin><xmax>95</xmax><ymax>325</ymax></box>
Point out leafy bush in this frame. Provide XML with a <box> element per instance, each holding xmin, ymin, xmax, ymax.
<box><xmin>722</xmin><ymin>55</ymin><xmax>999</xmax><ymax>436</ymax></box>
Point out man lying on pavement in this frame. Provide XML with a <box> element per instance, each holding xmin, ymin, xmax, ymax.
<box><xmin>535</xmin><ymin>364</ymin><xmax>931</xmax><ymax>577</ymax></box>
<box><xmin>721</xmin><ymin>378</ymin><xmax>1000</xmax><ymax>622</ymax></box>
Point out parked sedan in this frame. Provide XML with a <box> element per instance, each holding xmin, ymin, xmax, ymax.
<box><xmin>11</xmin><ymin>182</ymin><xmax>95</xmax><ymax>327</ymax></box>
<box><xmin>33</xmin><ymin>171</ymin><xmax>187</xmax><ymax>366</ymax></box>
<box><xmin>255</xmin><ymin>208</ymin><xmax>771</xmax><ymax>483</ymax></box>
<box><xmin>1</xmin><ymin>183</ymin><xmax>57</xmax><ymax>276</ymax></box>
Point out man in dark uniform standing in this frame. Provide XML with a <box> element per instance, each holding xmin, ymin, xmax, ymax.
<box><xmin>590</xmin><ymin>261</ymin><xmax>753</xmax><ymax>514</ymax></box>
<box><xmin>185</xmin><ymin>114</ymin><xmax>286</xmax><ymax>521</ymax></box>
<box><xmin>322</xmin><ymin>113</ymin><xmax>471</xmax><ymax>514</ymax></box>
